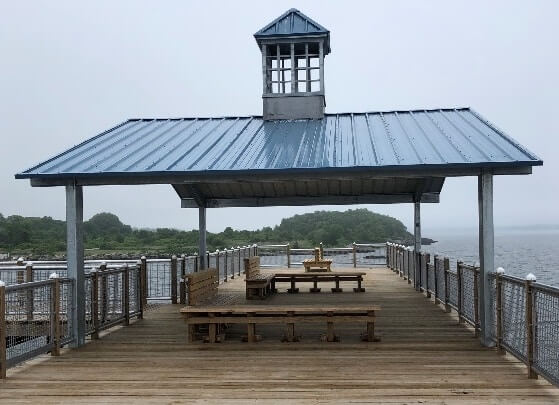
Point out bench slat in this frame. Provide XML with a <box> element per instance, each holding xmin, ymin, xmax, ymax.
<box><xmin>181</xmin><ymin>305</ymin><xmax>381</xmax><ymax>313</ymax></box>
<box><xmin>184</xmin><ymin>315</ymin><xmax>375</xmax><ymax>324</ymax></box>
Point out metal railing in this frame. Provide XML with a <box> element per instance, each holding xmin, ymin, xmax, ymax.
<box><xmin>0</xmin><ymin>264</ymin><xmax>142</xmax><ymax>378</ymax></box>
<box><xmin>1</xmin><ymin>275</ymin><xmax>73</xmax><ymax>378</ymax></box>
<box><xmin>257</xmin><ymin>242</ymin><xmax>387</xmax><ymax>268</ymax></box>
<box><xmin>386</xmin><ymin>242</ymin><xmax>559</xmax><ymax>388</ymax></box>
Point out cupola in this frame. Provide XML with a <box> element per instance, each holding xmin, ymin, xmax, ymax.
<box><xmin>254</xmin><ymin>9</ymin><xmax>330</xmax><ymax>120</ymax></box>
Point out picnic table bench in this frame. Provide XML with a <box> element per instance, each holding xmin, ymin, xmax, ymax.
<box><xmin>181</xmin><ymin>304</ymin><xmax>381</xmax><ymax>343</ymax></box>
<box><xmin>244</xmin><ymin>257</ymin><xmax>274</xmax><ymax>300</ymax></box>
<box><xmin>272</xmin><ymin>272</ymin><xmax>366</xmax><ymax>293</ymax></box>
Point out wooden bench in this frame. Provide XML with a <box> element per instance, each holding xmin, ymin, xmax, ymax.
<box><xmin>244</xmin><ymin>256</ymin><xmax>274</xmax><ymax>300</ymax></box>
<box><xmin>181</xmin><ymin>305</ymin><xmax>380</xmax><ymax>343</ymax></box>
<box><xmin>273</xmin><ymin>272</ymin><xmax>366</xmax><ymax>293</ymax></box>
<box><xmin>303</xmin><ymin>247</ymin><xmax>332</xmax><ymax>272</ymax></box>
<box><xmin>183</xmin><ymin>268</ymin><xmax>219</xmax><ymax>305</ymax></box>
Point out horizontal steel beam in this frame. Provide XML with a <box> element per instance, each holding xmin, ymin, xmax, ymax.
<box><xmin>180</xmin><ymin>193</ymin><xmax>440</xmax><ymax>208</ymax></box>
<box><xmin>27</xmin><ymin>165</ymin><xmax>533</xmax><ymax>187</ymax></box>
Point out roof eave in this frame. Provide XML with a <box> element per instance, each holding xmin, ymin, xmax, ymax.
<box><xmin>17</xmin><ymin>161</ymin><xmax>542</xmax><ymax>187</ymax></box>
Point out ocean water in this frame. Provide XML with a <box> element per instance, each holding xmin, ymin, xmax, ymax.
<box><xmin>422</xmin><ymin>228</ymin><xmax>559</xmax><ymax>286</ymax></box>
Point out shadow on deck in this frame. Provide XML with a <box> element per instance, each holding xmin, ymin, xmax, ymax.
<box><xmin>2</xmin><ymin>267</ymin><xmax>558</xmax><ymax>404</ymax></box>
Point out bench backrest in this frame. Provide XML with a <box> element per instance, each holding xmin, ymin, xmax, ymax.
<box><xmin>244</xmin><ymin>256</ymin><xmax>261</xmax><ymax>279</ymax></box>
<box><xmin>184</xmin><ymin>267</ymin><xmax>218</xmax><ymax>305</ymax></box>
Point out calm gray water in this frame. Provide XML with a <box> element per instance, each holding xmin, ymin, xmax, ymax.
<box><xmin>423</xmin><ymin>228</ymin><xmax>559</xmax><ymax>286</ymax></box>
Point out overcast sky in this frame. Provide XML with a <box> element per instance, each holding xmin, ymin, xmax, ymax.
<box><xmin>1</xmin><ymin>1</ymin><xmax>558</xmax><ymax>234</ymax></box>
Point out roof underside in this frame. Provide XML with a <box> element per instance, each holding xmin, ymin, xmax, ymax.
<box><xmin>17</xmin><ymin>108</ymin><xmax>541</xmax><ymax>207</ymax></box>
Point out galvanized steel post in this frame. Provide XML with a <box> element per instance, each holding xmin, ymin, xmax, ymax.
<box><xmin>478</xmin><ymin>171</ymin><xmax>495</xmax><ymax>347</ymax></box>
<box><xmin>66</xmin><ymin>184</ymin><xmax>85</xmax><ymax>347</ymax></box>
<box><xmin>198</xmin><ymin>207</ymin><xmax>207</xmax><ymax>269</ymax></box>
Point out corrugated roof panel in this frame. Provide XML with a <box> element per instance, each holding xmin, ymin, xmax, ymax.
<box><xmin>16</xmin><ymin>108</ymin><xmax>542</xmax><ymax>181</ymax></box>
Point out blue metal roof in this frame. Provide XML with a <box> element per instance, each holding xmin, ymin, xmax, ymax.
<box><xmin>15</xmin><ymin>108</ymin><xmax>542</xmax><ymax>182</ymax></box>
<box><xmin>254</xmin><ymin>8</ymin><xmax>329</xmax><ymax>38</ymax></box>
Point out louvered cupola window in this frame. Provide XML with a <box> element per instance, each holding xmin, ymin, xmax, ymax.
<box><xmin>264</xmin><ymin>41</ymin><xmax>323</xmax><ymax>94</ymax></box>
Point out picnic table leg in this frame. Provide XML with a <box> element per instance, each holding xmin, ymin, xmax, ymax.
<box><xmin>353</xmin><ymin>276</ymin><xmax>365</xmax><ymax>292</ymax></box>
<box><xmin>187</xmin><ymin>324</ymin><xmax>195</xmax><ymax>343</ymax></box>
<box><xmin>364</xmin><ymin>311</ymin><xmax>380</xmax><ymax>342</ymax></box>
<box><xmin>185</xmin><ymin>314</ymin><xmax>196</xmax><ymax>343</ymax></box>
<box><xmin>271</xmin><ymin>279</ymin><xmax>277</xmax><ymax>293</ymax></box>
<box><xmin>208</xmin><ymin>313</ymin><xmax>217</xmax><ymax>343</ymax></box>
<box><xmin>310</xmin><ymin>277</ymin><xmax>321</xmax><ymax>293</ymax></box>
<box><xmin>331</xmin><ymin>276</ymin><xmax>343</xmax><ymax>293</ymax></box>
<box><xmin>326</xmin><ymin>311</ymin><xmax>338</xmax><ymax>342</ymax></box>
<box><xmin>284</xmin><ymin>311</ymin><xmax>297</xmax><ymax>342</ymax></box>
<box><xmin>247</xmin><ymin>312</ymin><xmax>256</xmax><ymax>343</ymax></box>
<box><xmin>288</xmin><ymin>277</ymin><xmax>299</xmax><ymax>293</ymax></box>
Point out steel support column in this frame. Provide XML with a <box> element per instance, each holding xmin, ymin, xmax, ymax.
<box><xmin>198</xmin><ymin>207</ymin><xmax>207</xmax><ymax>269</ymax></box>
<box><xmin>478</xmin><ymin>171</ymin><xmax>495</xmax><ymax>347</ymax></box>
<box><xmin>413</xmin><ymin>200</ymin><xmax>421</xmax><ymax>290</ymax></box>
<box><xmin>414</xmin><ymin>201</ymin><xmax>421</xmax><ymax>252</ymax></box>
<box><xmin>66</xmin><ymin>184</ymin><xmax>85</xmax><ymax>347</ymax></box>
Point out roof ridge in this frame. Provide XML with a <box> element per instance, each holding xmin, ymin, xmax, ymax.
<box><xmin>254</xmin><ymin>8</ymin><xmax>329</xmax><ymax>37</ymax></box>
<box><xmin>125</xmin><ymin>107</ymin><xmax>472</xmax><ymax>121</ymax></box>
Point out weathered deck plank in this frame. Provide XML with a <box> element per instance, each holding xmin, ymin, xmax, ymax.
<box><xmin>1</xmin><ymin>266</ymin><xmax>558</xmax><ymax>404</ymax></box>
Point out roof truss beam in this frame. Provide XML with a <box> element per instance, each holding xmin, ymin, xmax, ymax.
<box><xmin>180</xmin><ymin>193</ymin><xmax>439</xmax><ymax>208</ymax></box>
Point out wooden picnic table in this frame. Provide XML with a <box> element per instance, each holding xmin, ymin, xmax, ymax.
<box><xmin>272</xmin><ymin>271</ymin><xmax>366</xmax><ymax>293</ymax></box>
<box><xmin>181</xmin><ymin>304</ymin><xmax>380</xmax><ymax>343</ymax></box>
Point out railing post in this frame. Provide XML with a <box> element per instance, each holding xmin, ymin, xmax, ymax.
<box><xmin>525</xmin><ymin>273</ymin><xmax>538</xmax><ymax>379</ymax></box>
<box><xmin>49</xmin><ymin>273</ymin><xmax>61</xmax><ymax>356</ymax></box>
<box><xmin>414</xmin><ymin>250</ymin><xmax>420</xmax><ymax>292</ymax></box>
<box><xmin>215</xmin><ymin>250</ymin><xmax>220</xmax><ymax>282</ymax></box>
<box><xmin>444</xmin><ymin>257</ymin><xmax>451</xmax><ymax>312</ymax></box>
<box><xmin>238</xmin><ymin>246</ymin><xmax>242</xmax><ymax>276</ymax></box>
<box><xmin>230</xmin><ymin>248</ymin><xmax>235</xmax><ymax>279</ymax></box>
<box><xmin>496</xmin><ymin>267</ymin><xmax>505</xmax><ymax>354</ymax></box>
<box><xmin>123</xmin><ymin>265</ymin><xmax>130</xmax><ymax>326</ymax></box>
<box><xmin>287</xmin><ymin>243</ymin><xmax>291</xmax><ymax>268</ymax></box>
<box><xmin>457</xmin><ymin>261</ymin><xmax>464</xmax><ymax>324</ymax></box>
<box><xmin>180</xmin><ymin>255</ymin><xmax>186</xmax><ymax>279</ymax></box>
<box><xmin>0</xmin><ymin>280</ymin><xmax>6</xmax><ymax>379</ymax></box>
<box><xmin>100</xmin><ymin>262</ymin><xmax>107</xmax><ymax>324</ymax></box>
<box><xmin>401</xmin><ymin>248</ymin><xmax>406</xmax><ymax>278</ymax></box>
<box><xmin>433</xmin><ymin>255</ymin><xmax>439</xmax><ymax>304</ymax></box>
<box><xmin>171</xmin><ymin>255</ymin><xmax>178</xmax><ymax>304</ymax></box>
<box><xmin>473</xmin><ymin>266</ymin><xmax>480</xmax><ymax>337</ymax></box>
<box><xmin>409</xmin><ymin>248</ymin><xmax>414</xmax><ymax>281</ymax></box>
<box><xmin>26</xmin><ymin>262</ymin><xmax>34</xmax><ymax>321</ymax></box>
<box><xmin>352</xmin><ymin>242</ymin><xmax>357</xmax><ymax>268</ymax></box>
<box><xmin>425</xmin><ymin>253</ymin><xmax>431</xmax><ymax>298</ymax></box>
<box><xmin>224</xmin><ymin>249</ymin><xmax>228</xmax><ymax>282</ymax></box>
<box><xmin>194</xmin><ymin>255</ymin><xmax>199</xmax><ymax>273</ymax></box>
<box><xmin>140</xmin><ymin>256</ymin><xmax>147</xmax><ymax>307</ymax></box>
<box><xmin>385</xmin><ymin>242</ymin><xmax>389</xmax><ymax>268</ymax></box>
<box><xmin>91</xmin><ymin>268</ymin><xmax>99</xmax><ymax>340</ymax></box>
<box><xmin>137</xmin><ymin>261</ymin><xmax>144</xmax><ymax>319</ymax></box>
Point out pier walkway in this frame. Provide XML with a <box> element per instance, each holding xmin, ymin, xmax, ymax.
<box><xmin>2</xmin><ymin>266</ymin><xmax>558</xmax><ymax>404</ymax></box>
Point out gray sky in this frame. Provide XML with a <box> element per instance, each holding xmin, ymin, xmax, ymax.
<box><xmin>1</xmin><ymin>1</ymin><xmax>558</xmax><ymax>234</ymax></box>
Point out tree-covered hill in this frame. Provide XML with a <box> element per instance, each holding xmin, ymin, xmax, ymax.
<box><xmin>0</xmin><ymin>209</ymin><xmax>413</xmax><ymax>256</ymax></box>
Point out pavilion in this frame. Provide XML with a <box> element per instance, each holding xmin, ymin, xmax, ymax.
<box><xmin>15</xmin><ymin>8</ymin><xmax>542</xmax><ymax>348</ymax></box>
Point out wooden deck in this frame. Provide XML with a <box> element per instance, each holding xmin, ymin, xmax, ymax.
<box><xmin>2</xmin><ymin>266</ymin><xmax>558</xmax><ymax>404</ymax></box>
